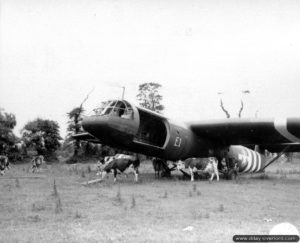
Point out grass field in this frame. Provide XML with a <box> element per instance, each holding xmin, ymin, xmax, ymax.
<box><xmin>0</xmin><ymin>159</ymin><xmax>300</xmax><ymax>243</ymax></box>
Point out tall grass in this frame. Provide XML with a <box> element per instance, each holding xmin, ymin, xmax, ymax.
<box><xmin>114</xmin><ymin>186</ymin><xmax>123</xmax><ymax>205</ymax></box>
<box><xmin>193</xmin><ymin>184</ymin><xmax>197</xmax><ymax>192</ymax></box>
<box><xmin>131</xmin><ymin>194</ymin><xmax>136</xmax><ymax>209</ymax></box>
<box><xmin>218</xmin><ymin>204</ymin><xmax>224</xmax><ymax>212</ymax></box>
<box><xmin>15</xmin><ymin>178</ymin><xmax>21</xmax><ymax>188</ymax></box>
<box><xmin>52</xmin><ymin>179</ymin><xmax>59</xmax><ymax>197</ymax></box>
<box><xmin>55</xmin><ymin>197</ymin><xmax>63</xmax><ymax>214</ymax></box>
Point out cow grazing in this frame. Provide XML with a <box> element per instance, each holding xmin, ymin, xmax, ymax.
<box><xmin>31</xmin><ymin>155</ymin><xmax>45</xmax><ymax>173</ymax></box>
<box><xmin>96</xmin><ymin>154</ymin><xmax>128</xmax><ymax>176</ymax></box>
<box><xmin>100</xmin><ymin>154</ymin><xmax>140</xmax><ymax>182</ymax></box>
<box><xmin>96</xmin><ymin>156</ymin><xmax>115</xmax><ymax>176</ymax></box>
<box><xmin>0</xmin><ymin>155</ymin><xmax>9</xmax><ymax>175</ymax></box>
<box><xmin>177</xmin><ymin>157</ymin><xmax>219</xmax><ymax>182</ymax></box>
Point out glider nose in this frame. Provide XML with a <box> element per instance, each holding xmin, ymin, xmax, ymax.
<box><xmin>81</xmin><ymin>116</ymin><xmax>109</xmax><ymax>135</ymax></box>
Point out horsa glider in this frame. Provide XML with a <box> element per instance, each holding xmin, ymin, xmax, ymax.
<box><xmin>73</xmin><ymin>99</ymin><xmax>300</xmax><ymax>176</ymax></box>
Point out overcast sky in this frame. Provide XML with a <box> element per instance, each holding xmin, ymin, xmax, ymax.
<box><xmin>1</xmin><ymin>0</ymin><xmax>300</xmax><ymax>138</ymax></box>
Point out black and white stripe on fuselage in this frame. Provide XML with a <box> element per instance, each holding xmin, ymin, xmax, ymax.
<box><xmin>230</xmin><ymin>145</ymin><xmax>264</xmax><ymax>174</ymax></box>
<box><xmin>274</xmin><ymin>118</ymin><xmax>300</xmax><ymax>143</ymax></box>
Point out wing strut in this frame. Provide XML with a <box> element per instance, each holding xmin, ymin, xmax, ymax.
<box><xmin>261</xmin><ymin>145</ymin><xmax>291</xmax><ymax>171</ymax></box>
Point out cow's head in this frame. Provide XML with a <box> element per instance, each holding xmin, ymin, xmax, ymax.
<box><xmin>176</xmin><ymin>160</ymin><xmax>185</xmax><ymax>170</ymax></box>
<box><xmin>98</xmin><ymin>156</ymin><xmax>114</xmax><ymax>164</ymax></box>
<box><xmin>208</xmin><ymin>157</ymin><xmax>217</xmax><ymax>164</ymax></box>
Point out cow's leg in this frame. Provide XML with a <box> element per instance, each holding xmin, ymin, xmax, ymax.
<box><xmin>134</xmin><ymin>169</ymin><xmax>139</xmax><ymax>182</ymax></box>
<box><xmin>209</xmin><ymin>172</ymin><xmax>215</xmax><ymax>182</ymax></box>
<box><xmin>215</xmin><ymin>170</ymin><xmax>219</xmax><ymax>181</ymax></box>
<box><xmin>189</xmin><ymin>167</ymin><xmax>194</xmax><ymax>181</ymax></box>
<box><xmin>213</xmin><ymin>162</ymin><xmax>219</xmax><ymax>181</ymax></box>
<box><xmin>113</xmin><ymin>169</ymin><xmax>117</xmax><ymax>182</ymax></box>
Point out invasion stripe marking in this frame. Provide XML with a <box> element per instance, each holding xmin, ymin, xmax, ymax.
<box><xmin>248</xmin><ymin>150</ymin><xmax>255</xmax><ymax>173</ymax></box>
<box><xmin>243</xmin><ymin>148</ymin><xmax>253</xmax><ymax>173</ymax></box>
<box><xmin>240</xmin><ymin>148</ymin><xmax>247</xmax><ymax>173</ymax></box>
<box><xmin>250</xmin><ymin>150</ymin><xmax>257</xmax><ymax>173</ymax></box>
<box><xmin>238</xmin><ymin>148</ymin><xmax>247</xmax><ymax>173</ymax></box>
<box><xmin>274</xmin><ymin>118</ymin><xmax>300</xmax><ymax>143</ymax></box>
<box><xmin>255</xmin><ymin>153</ymin><xmax>262</xmax><ymax>172</ymax></box>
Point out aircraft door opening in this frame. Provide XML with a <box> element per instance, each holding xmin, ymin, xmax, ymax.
<box><xmin>135</xmin><ymin>109</ymin><xmax>168</xmax><ymax>148</ymax></box>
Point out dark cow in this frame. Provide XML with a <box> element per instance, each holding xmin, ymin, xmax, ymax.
<box><xmin>152</xmin><ymin>158</ymin><xmax>165</xmax><ymax>178</ymax></box>
<box><xmin>31</xmin><ymin>155</ymin><xmax>45</xmax><ymax>173</ymax></box>
<box><xmin>0</xmin><ymin>155</ymin><xmax>9</xmax><ymax>175</ymax></box>
<box><xmin>152</xmin><ymin>158</ymin><xmax>176</xmax><ymax>178</ymax></box>
<box><xmin>100</xmin><ymin>154</ymin><xmax>140</xmax><ymax>182</ymax></box>
<box><xmin>177</xmin><ymin>157</ymin><xmax>219</xmax><ymax>182</ymax></box>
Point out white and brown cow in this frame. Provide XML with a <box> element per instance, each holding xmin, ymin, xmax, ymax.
<box><xmin>31</xmin><ymin>155</ymin><xmax>45</xmax><ymax>173</ymax></box>
<box><xmin>177</xmin><ymin>157</ymin><xmax>219</xmax><ymax>182</ymax></box>
<box><xmin>100</xmin><ymin>154</ymin><xmax>140</xmax><ymax>182</ymax></box>
<box><xmin>96</xmin><ymin>154</ymin><xmax>131</xmax><ymax>176</ymax></box>
<box><xmin>0</xmin><ymin>155</ymin><xmax>9</xmax><ymax>175</ymax></box>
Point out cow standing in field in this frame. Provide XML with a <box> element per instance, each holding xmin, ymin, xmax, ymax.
<box><xmin>0</xmin><ymin>155</ymin><xmax>9</xmax><ymax>175</ymax></box>
<box><xmin>152</xmin><ymin>158</ymin><xmax>176</xmax><ymax>178</ymax></box>
<box><xmin>177</xmin><ymin>157</ymin><xmax>219</xmax><ymax>182</ymax></box>
<box><xmin>152</xmin><ymin>158</ymin><xmax>165</xmax><ymax>178</ymax></box>
<box><xmin>31</xmin><ymin>155</ymin><xmax>45</xmax><ymax>173</ymax></box>
<box><xmin>100</xmin><ymin>154</ymin><xmax>140</xmax><ymax>182</ymax></box>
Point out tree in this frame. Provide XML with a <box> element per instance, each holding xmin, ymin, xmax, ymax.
<box><xmin>136</xmin><ymin>82</ymin><xmax>164</xmax><ymax>113</ymax></box>
<box><xmin>66</xmin><ymin>90</ymin><xmax>94</xmax><ymax>157</ymax></box>
<box><xmin>67</xmin><ymin>106</ymin><xmax>85</xmax><ymax>156</ymax></box>
<box><xmin>0</xmin><ymin>108</ymin><xmax>17</xmax><ymax>154</ymax></box>
<box><xmin>21</xmin><ymin>118</ymin><xmax>61</xmax><ymax>160</ymax></box>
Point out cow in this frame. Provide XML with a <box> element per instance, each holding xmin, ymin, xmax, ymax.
<box><xmin>96</xmin><ymin>154</ymin><xmax>128</xmax><ymax>176</ymax></box>
<box><xmin>0</xmin><ymin>155</ymin><xmax>9</xmax><ymax>175</ymax></box>
<box><xmin>100</xmin><ymin>154</ymin><xmax>140</xmax><ymax>182</ymax></box>
<box><xmin>177</xmin><ymin>157</ymin><xmax>219</xmax><ymax>182</ymax></box>
<box><xmin>152</xmin><ymin>158</ymin><xmax>176</xmax><ymax>178</ymax></box>
<box><xmin>31</xmin><ymin>155</ymin><xmax>45</xmax><ymax>173</ymax></box>
<box><xmin>152</xmin><ymin>158</ymin><xmax>165</xmax><ymax>178</ymax></box>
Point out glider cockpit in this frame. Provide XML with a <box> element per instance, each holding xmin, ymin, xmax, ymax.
<box><xmin>92</xmin><ymin>100</ymin><xmax>134</xmax><ymax>120</ymax></box>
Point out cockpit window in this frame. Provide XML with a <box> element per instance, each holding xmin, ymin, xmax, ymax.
<box><xmin>93</xmin><ymin>100</ymin><xmax>133</xmax><ymax>119</ymax></box>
